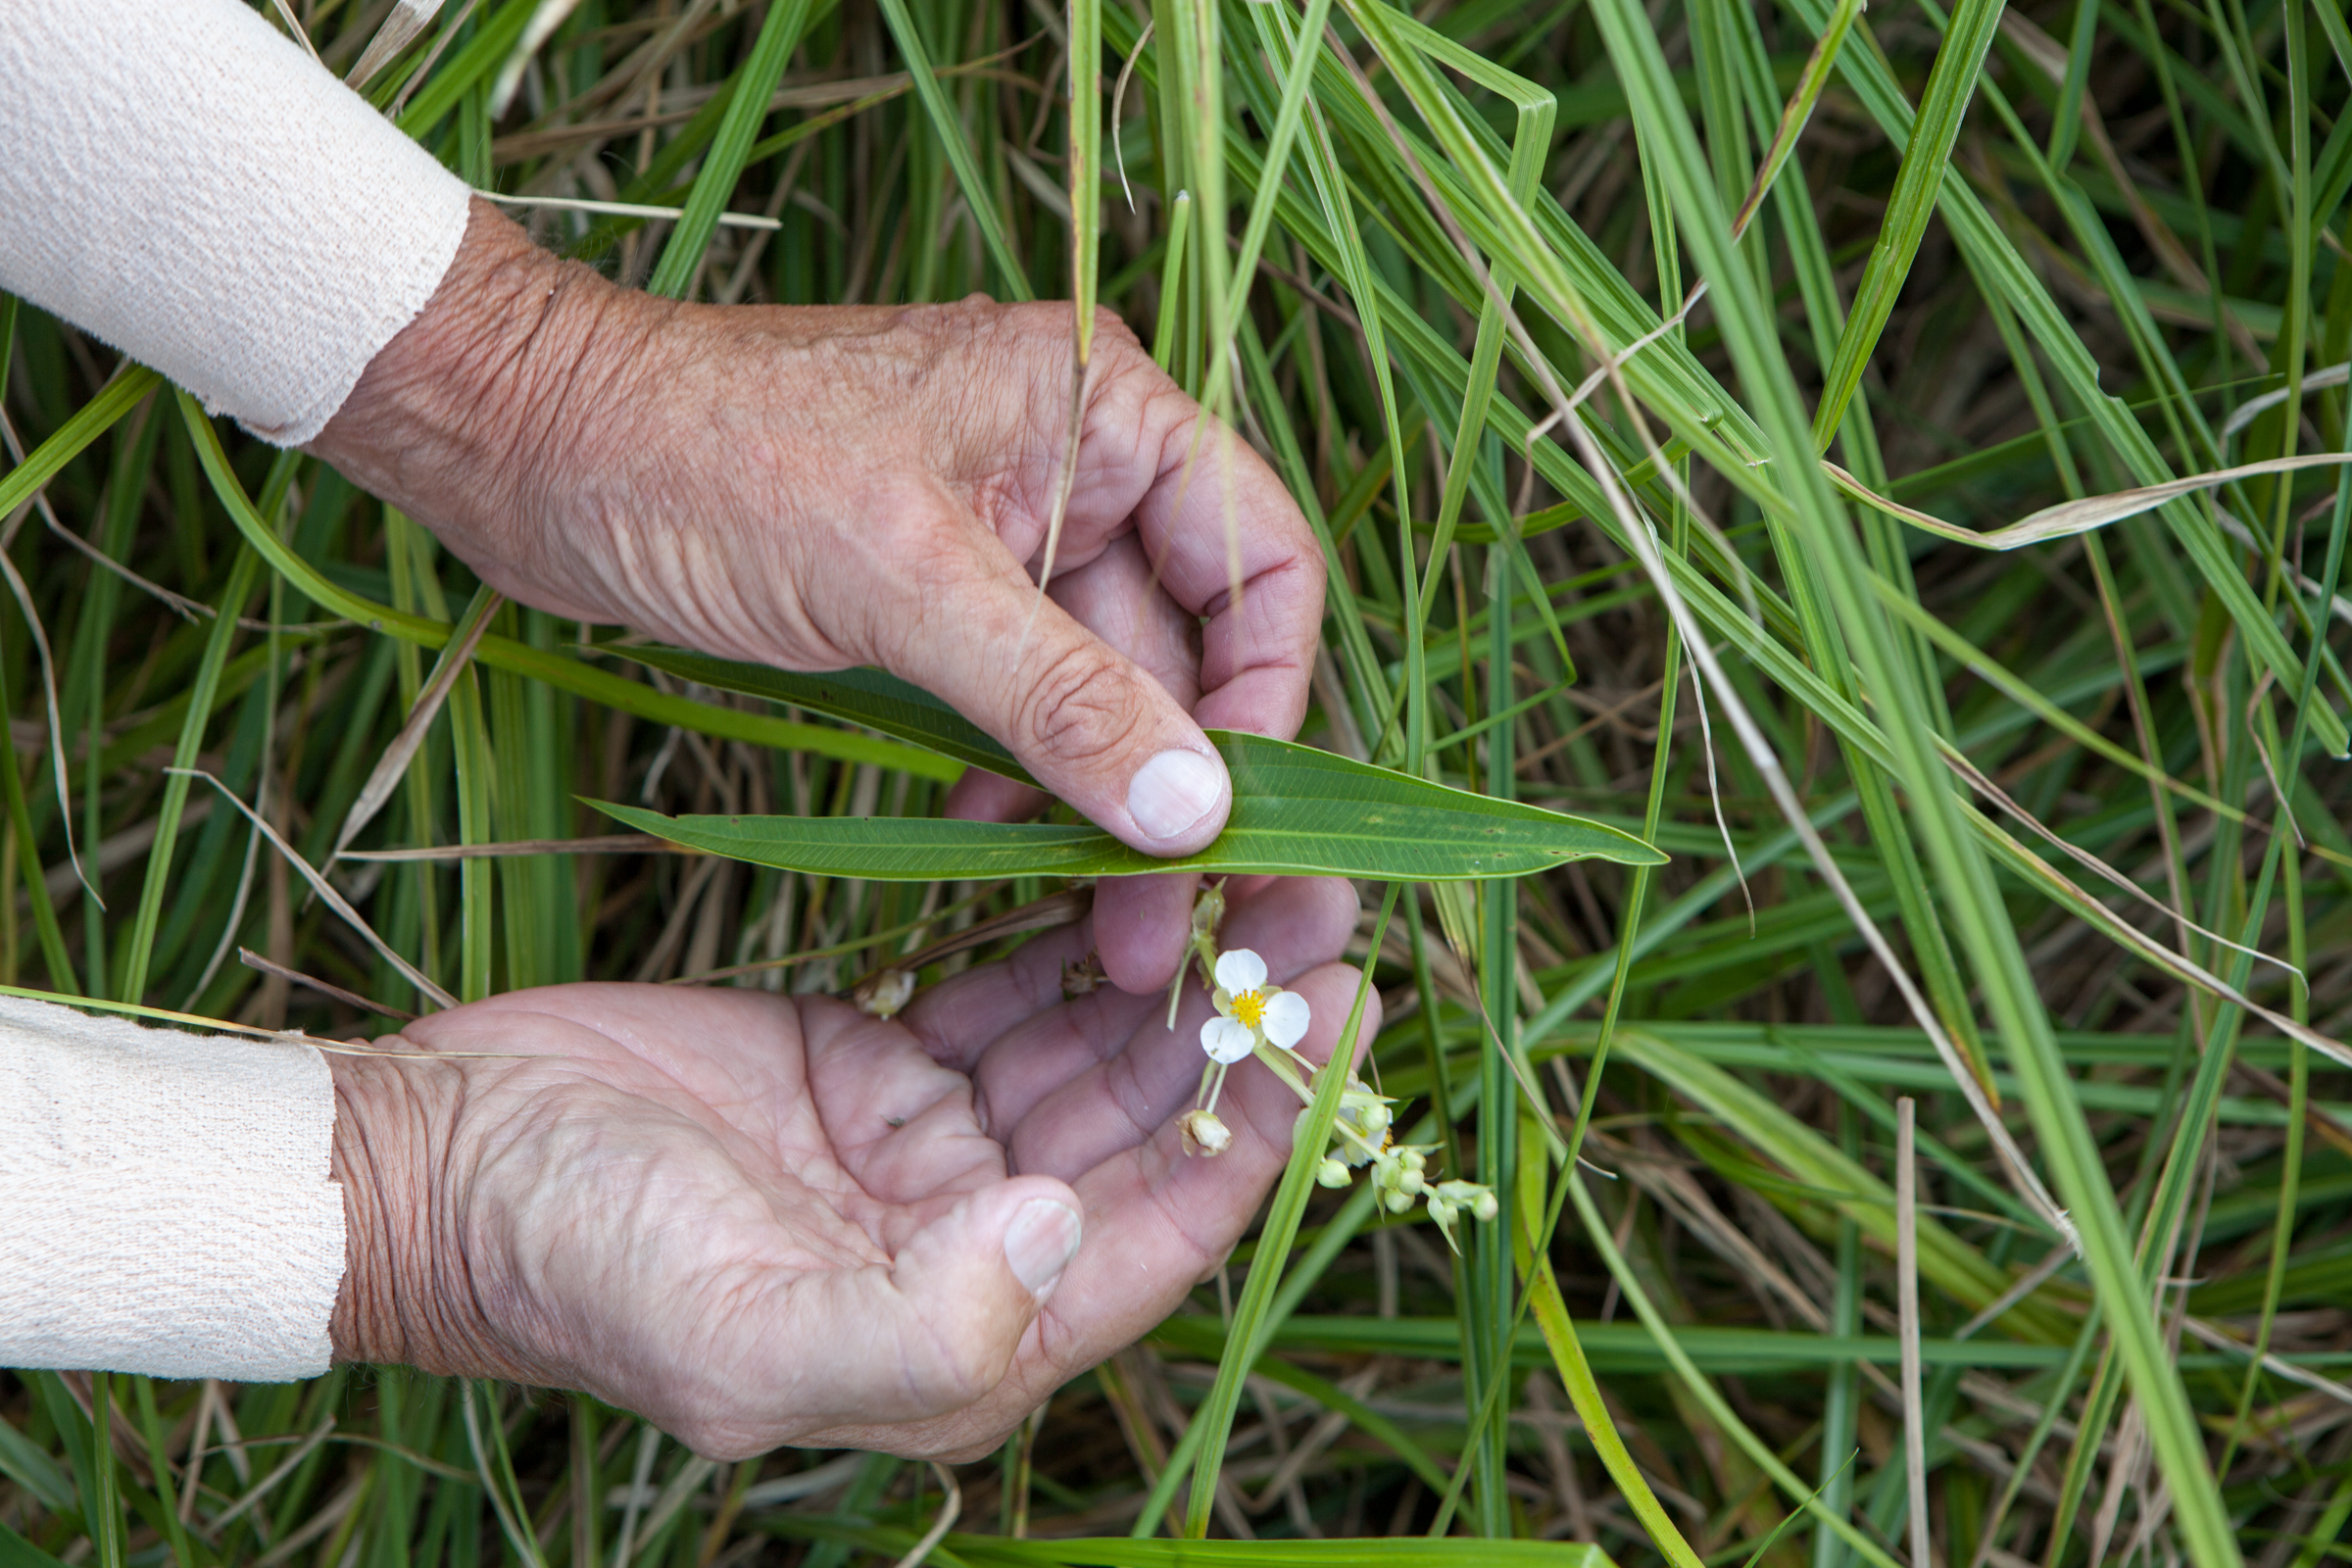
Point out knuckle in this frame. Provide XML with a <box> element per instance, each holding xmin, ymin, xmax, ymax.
<box><xmin>1012</xmin><ymin>642</ymin><xmax>1144</xmax><ymax>770</ymax></box>
<box><xmin>854</xmin><ymin>505</ymin><xmax>970</xmax><ymax>660</ymax></box>
<box><xmin>1081</xmin><ymin>332</ymin><xmax>1188</xmax><ymax>448</ymax></box>
<box><xmin>1089</xmin><ymin>305</ymin><xmax>1136</xmax><ymax>351</ymax></box>
<box><xmin>901</xmin><ymin>1314</ymin><xmax>1008</xmax><ymax>1415</ymax></box>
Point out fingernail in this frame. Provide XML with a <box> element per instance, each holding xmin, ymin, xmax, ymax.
<box><xmin>1004</xmin><ymin>1199</ymin><xmax>1082</xmax><ymax>1298</ymax></box>
<box><xmin>1127</xmin><ymin>749</ymin><xmax>1227</xmax><ymax>843</ymax></box>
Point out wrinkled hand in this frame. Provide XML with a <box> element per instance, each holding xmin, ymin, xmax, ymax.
<box><xmin>310</xmin><ymin>201</ymin><xmax>1325</xmax><ymax>989</ymax></box>
<box><xmin>327</xmin><ymin>878</ymin><xmax>1369</xmax><ymax>1460</ymax></box>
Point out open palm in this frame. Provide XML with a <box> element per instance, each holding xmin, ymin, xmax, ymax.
<box><xmin>328</xmin><ymin>877</ymin><xmax>1369</xmax><ymax>1461</ymax></box>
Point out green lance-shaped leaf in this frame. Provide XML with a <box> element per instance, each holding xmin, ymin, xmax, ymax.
<box><xmin>621</xmin><ymin>645</ymin><xmax>1038</xmax><ymax>785</ymax></box>
<box><xmin>592</xmin><ymin>733</ymin><xmax>1663</xmax><ymax>882</ymax></box>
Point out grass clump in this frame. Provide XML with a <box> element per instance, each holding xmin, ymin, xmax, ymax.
<box><xmin>4</xmin><ymin>0</ymin><xmax>2352</xmax><ymax>1563</ymax></box>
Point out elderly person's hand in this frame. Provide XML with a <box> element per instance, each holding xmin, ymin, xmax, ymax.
<box><xmin>326</xmin><ymin>877</ymin><xmax>1368</xmax><ymax>1459</ymax></box>
<box><xmin>308</xmin><ymin>201</ymin><xmax>1325</xmax><ymax>992</ymax></box>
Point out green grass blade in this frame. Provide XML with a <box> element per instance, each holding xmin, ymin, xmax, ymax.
<box><xmin>1070</xmin><ymin>0</ymin><xmax>1102</xmax><ymax>361</ymax></box>
<box><xmin>1182</xmin><ymin>887</ymin><xmax>1394</xmax><ymax>1539</ymax></box>
<box><xmin>0</xmin><ymin>632</ymin><xmax>75</xmax><ymax>995</ymax></box>
<box><xmin>449</xmin><ymin>664</ymin><xmax>495</xmax><ymax>1003</ymax></box>
<box><xmin>0</xmin><ymin>368</ymin><xmax>160</xmax><ymax>524</ymax></box>
<box><xmin>1582</xmin><ymin>0</ymin><xmax>2245</xmax><ymax>1553</ymax></box>
<box><xmin>1809</xmin><ymin>0</ymin><xmax>2009</xmax><ymax>449</ymax></box>
<box><xmin>1523</xmin><ymin>1258</ymin><xmax>1704</xmax><ymax>1568</ymax></box>
<box><xmin>117</xmin><ymin>546</ymin><xmax>264</xmax><ymax>1004</ymax></box>
<box><xmin>0</xmin><ymin>1517</ymin><xmax>68</xmax><ymax>1568</ymax></box>
<box><xmin>644</xmin><ymin>0</ymin><xmax>814</xmax><ymax>301</ymax></box>
<box><xmin>872</xmin><ymin>0</ymin><xmax>1034</xmax><ymax>301</ymax></box>
<box><xmin>393</xmin><ymin>0</ymin><xmax>538</xmax><ymax>141</ymax></box>
<box><xmin>1215</xmin><ymin>0</ymin><xmax>1335</xmax><ymax>366</ymax></box>
<box><xmin>1564</xmin><ymin>1173</ymin><xmax>1902</xmax><ymax>1568</ymax></box>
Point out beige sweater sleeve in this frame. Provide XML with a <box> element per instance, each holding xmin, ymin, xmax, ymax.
<box><xmin>0</xmin><ymin>0</ymin><xmax>473</xmax><ymax>444</ymax></box>
<box><xmin>0</xmin><ymin>0</ymin><xmax>468</xmax><ymax>1380</ymax></box>
<box><xmin>0</xmin><ymin>998</ymin><xmax>344</xmax><ymax>1382</ymax></box>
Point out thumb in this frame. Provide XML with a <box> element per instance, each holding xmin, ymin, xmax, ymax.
<box><xmin>815</xmin><ymin>1178</ymin><xmax>1082</xmax><ymax>1426</ymax></box>
<box><xmin>886</xmin><ymin>548</ymin><xmax>1232</xmax><ymax>856</ymax></box>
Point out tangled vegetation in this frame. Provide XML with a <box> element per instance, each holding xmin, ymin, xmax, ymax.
<box><xmin>3</xmin><ymin>0</ymin><xmax>2350</xmax><ymax>1563</ymax></box>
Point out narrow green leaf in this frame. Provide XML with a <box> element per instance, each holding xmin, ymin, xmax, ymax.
<box><xmin>948</xmin><ymin>1540</ymin><xmax>1614</xmax><ymax>1567</ymax></box>
<box><xmin>0</xmin><ymin>367</ymin><xmax>161</xmax><ymax>525</ymax></box>
<box><xmin>593</xmin><ymin>733</ymin><xmax>1664</xmax><ymax>882</ymax></box>
<box><xmin>1810</xmin><ymin>0</ymin><xmax>2009</xmax><ymax>448</ymax></box>
<box><xmin>118</xmin><ymin>546</ymin><xmax>263</xmax><ymax>1004</ymax></box>
<box><xmin>645</xmin><ymin>0</ymin><xmax>813</xmax><ymax>300</ymax></box>
<box><xmin>450</xmin><ymin>664</ymin><xmax>496</xmax><ymax>1004</ymax></box>
<box><xmin>0</xmin><ymin>1518</ymin><xmax>67</xmax><ymax>1568</ymax></box>
<box><xmin>1152</xmin><ymin>189</ymin><xmax>1192</xmax><ymax>368</ymax></box>
<box><xmin>0</xmin><ymin>1417</ymin><xmax>72</xmax><ymax>1514</ymax></box>
<box><xmin>871</xmin><ymin>0</ymin><xmax>1034</xmax><ymax>300</ymax></box>
<box><xmin>1522</xmin><ymin>1260</ymin><xmax>1705</xmax><ymax>1568</ymax></box>
<box><xmin>393</xmin><ymin>0</ymin><xmax>539</xmax><ymax>141</ymax></box>
<box><xmin>0</xmin><ymin>628</ymin><xmax>75</xmax><ymax>995</ymax></box>
<box><xmin>1069</xmin><ymin>0</ymin><xmax>1102</xmax><ymax>361</ymax></box>
<box><xmin>1583</xmin><ymin>0</ymin><xmax>2244</xmax><ymax>1549</ymax></box>
<box><xmin>766</xmin><ymin>1526</ymin><xmax>1613</xmax><ymax>1568</ymax></box>
<box><xmin>622</xmin><ymin>646</ymin><xmax>1034</xmax><ymax>785</ymax></box>
<box><xmin>1185</xmin><ymin>891</ymin><xmax>1392</xmax><ymax>1539</ymax></box>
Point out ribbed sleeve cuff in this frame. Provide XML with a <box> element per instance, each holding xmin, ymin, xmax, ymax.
<box><xmin>0</xmin><ymin>998</ymin><xmax>343</xmax><ymax>1382</ymax></box>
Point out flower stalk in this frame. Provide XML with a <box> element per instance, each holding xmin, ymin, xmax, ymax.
<box><xmin>1174</xmin><ymin>884</ymin><xmax>1495</xmax><ymax>1251</ymax></box>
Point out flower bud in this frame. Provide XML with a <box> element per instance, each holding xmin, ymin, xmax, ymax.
<box><xmin>1178</xmin><ymin>1108</ymin><xmax>1233</xmax><ymax>1157</ymax></box>
<box><xmin>1384</xmin><ymin>1189</ymin><xmax>1415</xmax><ymax>1214</ymax></box>
<box><xmin>853</xmin><ymin>968</ymin><xmax>915</xmax><ymax>1018</ymax></box>
<box><xmin>1060</xmin><ymin>954</ymin><xmax>1107</xmax><ymax>999</ymax></box>
<box><xmin>1429</xmin><ymin>1179</ymin><xmax>1498</xmax><ymax>1229</ymax></box>
<box><xmin>1315</xmin><ymin>1157</ymin><xmax>1352</xmax><ymax>1189</ymax></box>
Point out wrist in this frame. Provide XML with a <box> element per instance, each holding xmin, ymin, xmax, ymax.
<box><xmin>328</xmin><ymin>1050</ymin><xmax>525</xmax><ymax>1379</ymax></box>
<box><xmin>307</xmin><ymin>198</ymin><xmax>642</xmax><ymax>614</ymax></box>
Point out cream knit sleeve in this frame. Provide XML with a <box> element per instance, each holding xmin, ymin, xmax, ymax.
<box><xmin>0</xmin><ymin>0</ymin><xmax>474</xmax><ymax>444</ymax></box>
<box><xmin>0</xmin><ymin>0</ymin><xmax>470</xmax><ymax>1380</ymax></box>
<box><xmin>0</xmin><ymin>999</ymin><xmax>345</xmax><ymax>1382</ymax></box>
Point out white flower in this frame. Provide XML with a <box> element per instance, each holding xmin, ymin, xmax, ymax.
<box><xmin>1197</xmin><ymin>948</ymin><xmax>1311</xmax><ymax>1066</ymax></box>
<box><xmin>1200</xmin><ymin>1015</ymin><xmax>1257</xmax><ymax>1063</ymax></box>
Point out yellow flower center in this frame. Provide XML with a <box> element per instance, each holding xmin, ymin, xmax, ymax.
<box><xmin>1232</xmin><ymin>989</ymin><xmax>1267</xmax><ymax>1029</ymax></box>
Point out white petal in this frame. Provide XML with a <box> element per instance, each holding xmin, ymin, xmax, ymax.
<box><xmin>1260</xmin><ymin>990</ymin><xmax>1312</xmax><ymax>1049</ymax></box>
<box><xmin>1214</xmin><ymin>947</ymin><xmax>1268</xmax><ymax>994</ymax></box>
<box><xmin>1200</xmin><ymin>1015</ymin><xmax>1256</xmax><ymax>1064</ymax></box>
